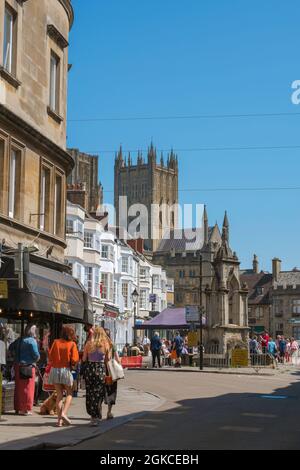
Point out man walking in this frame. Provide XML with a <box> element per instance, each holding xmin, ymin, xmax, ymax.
<box><xmin>150</xmin><ymin>332</ymin><xmax>162</xmax><ymax>368</ymax></box>
<box><xmin>173</xmin><ymin>331</ymin><xmax>184</xmax><ymax>368</ymax></box>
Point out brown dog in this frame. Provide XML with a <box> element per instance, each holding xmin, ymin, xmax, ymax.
<box><xmin>40</xmin><ymin>392</ymin><xmax>57</xmax><ymax>415</ymax></box>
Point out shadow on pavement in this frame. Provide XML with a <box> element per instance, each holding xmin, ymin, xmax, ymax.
<box><xmin>68</xmin><ymin>371</ymin><xmax>300</xmax><ymax>450</ymax></box>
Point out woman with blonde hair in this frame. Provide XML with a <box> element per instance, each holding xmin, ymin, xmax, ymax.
<box><xmin>82</xmin><ymin>326</ymin><xmax>112</xmax><ymax>426</ymax></box>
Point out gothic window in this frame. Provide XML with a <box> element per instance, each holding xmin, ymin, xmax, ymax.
<box><xmin>228</xmin><ymin>274</ymin><xmax>240</xmax><ymax>325</ymax></box>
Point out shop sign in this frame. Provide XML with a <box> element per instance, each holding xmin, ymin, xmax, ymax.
<box><xmin>0</xmin><ymin>281</ymin><xmax>8</xmax><ymax>299</ymax></box>
<box><xmin>188</xmin><ymin>331</ymin><xmax>198</xmax><ymax>347</ymax></box>
<box><xmin>185</xmin><ymin>305</ymin><xmax>199</xmax><ymax>323</ymax></box>
<box><xmin>231</xmin><ymin>348</ymin><xmax>249</xmax><ymax>368</ymax></box>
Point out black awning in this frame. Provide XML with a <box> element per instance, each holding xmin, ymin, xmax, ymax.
<box><xmin>0</xmin><ymin>260</ymin><xmax>92</xmax><ymax>323</ymax></box>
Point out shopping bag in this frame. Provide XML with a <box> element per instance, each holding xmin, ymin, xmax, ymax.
<box><xmin>170</xmin><ymin>350</ymin><xmax>177</xmax><ymax>360</ymax></box>
<box><xmin>107</xmin><ymin>359</ymin><xmax>125</xmax><ymax>381</ymax></box>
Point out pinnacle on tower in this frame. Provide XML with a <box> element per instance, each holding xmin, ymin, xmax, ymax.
<box><xmin>203</xmin><ymin>205</ymin><xmax>209</xmax><ymax>244</ymax></box>
<box><xmin>148</xmin><ymin>141</ymin><xmax>157</xmax><ymax>163</ymax></box>
<box><xmin>222</xmin><ymin>210</ymin><xmax>229</xmax><ymax>243</ymax></box>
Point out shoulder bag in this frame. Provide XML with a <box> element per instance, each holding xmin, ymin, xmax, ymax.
<box><xmin>18</xmin><ymin>338</ymin><xmax>33</xmax><ymax>380</ymax></box>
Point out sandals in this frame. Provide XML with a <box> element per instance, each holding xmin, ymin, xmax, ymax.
<box><xmin>61</xmin><ymin>414</ymin><xmax>72</xmax><ymax>426</ymax></box>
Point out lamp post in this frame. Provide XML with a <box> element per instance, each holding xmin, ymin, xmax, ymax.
<box><xmin>131</xmin><ymin>288</ymin><xmax>139</xmax><ymax>345</ymax></box>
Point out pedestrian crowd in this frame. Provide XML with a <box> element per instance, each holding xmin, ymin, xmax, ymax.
<box><xmin>6</xmin><ymin>324</ymin><xmax>124</xmax><ymax>428</ymax></box>
<box><xmin>249</xmin><ymin>330</ymin><xmax>300</xmax><ymax>364</ymax></box>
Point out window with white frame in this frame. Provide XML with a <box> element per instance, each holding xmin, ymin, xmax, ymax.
<box><xmin>77</xmin><ymin>221</ymin><xmax>84</xmax><ymax>238</ymax></box>
<box><xmin>84</xmin><ymin>267</ymin><xmax>93</xmax><ymax>296</ymax></box>
<box><xmin>66</xmin><ymin>219</ymin><xmax>74</xmax><ymax>234</ymax></box>
<box><xmin>76</xmin><ymin>264</ymin><xmax>82</xmax><ymax>281</ymax></box>
<box><xmin>140</xmin><ymin>290</ymin><xmax>147</xmax><ymax>309</ymax></box>
<box><xmin>101</xmin><ymin>273</ymin><xmax>108</xmax><ymax>299</ymax></box>
<box><xmin>140</xmin><ymin>267</ymin><xmax>147</xmax><ymax>279</ymax></box>
<box><xmin>3</xmin><ymin>5</ymin><xmax>16</xmax><ymax>75</ymax></box>
<box><xmin>95</xmin><ymin>236</ymin><xmax>100</xmax><ymax>252</ymax></box>
<box><xmin>94</xmin><ymin>269</ymin><xmax>100</xmax><ymax>298</ymax></box>
<box><xmin>84</xmin><ymin>232</ymin><xmax>93</xmax><ymax>249</ymax></box>
<box><xmin>122</xmin><ymin>257</ymin><xmax>128</xmax><ymax>273</ymax></box>
<box><xmin>101</xmin><ymin>245</ymin><xmax>109</xmax><ymax>258</ymax></box>
<box><xmin>113</xmin><ymin>281</ymin><xmax>118</xmax><ymax>305</ymax></box>
<box><xmin>153</xmin><ymin>275</ymin><xmax>160</xmax><ymax>288</ymax></box>
<box><xmin>109</xmin><ymin>274</ymin><xmax>114</xmax><ymax>302</ymax></box>
<box><xmin>122</xmin><ymin>282</ymin><xmax>129</xmax><ymax>308</ymax></box>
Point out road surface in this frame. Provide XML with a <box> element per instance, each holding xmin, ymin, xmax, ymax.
<box><xmin>68</xmin><ymin>369</ymin><xmax>300</xmax><ymax>450</ymax></box>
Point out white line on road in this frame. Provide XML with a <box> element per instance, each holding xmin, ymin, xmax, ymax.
<box><xmin>220</xmin><ymin>426</ymin><xmax>263</xmax><ymax>433</ymax></box>
<box><xmin>242</xmin><ymin>413</ymin><xmax>277</xmax><ymax>418</ymax></box>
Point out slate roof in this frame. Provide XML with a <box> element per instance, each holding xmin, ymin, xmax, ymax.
<box><xmin>155</xmin><ymin>227</ymin><xmax>214</xmax><ymax>253</ymax></box>
<box><xmin>240</xmin><ymin>271</ymin><xmax>273</xmax><ymax>305</ymax></box>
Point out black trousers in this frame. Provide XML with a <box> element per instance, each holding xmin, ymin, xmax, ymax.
<box><xmin>152</xmin><ymin>350</ymin><xmax>161</xmax><ymax>368</ymax></box>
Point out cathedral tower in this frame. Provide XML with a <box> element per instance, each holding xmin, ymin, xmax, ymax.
<box><xmin>114</xmin><ymin>143</ymin><xmax>179</xmax><ymax>251</ymax></box>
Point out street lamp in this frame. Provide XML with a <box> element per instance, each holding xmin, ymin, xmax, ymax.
<box><xmin>131</xmin><ymin>288</ymin><xmax>139</xmax><ymax>345</ymax></box>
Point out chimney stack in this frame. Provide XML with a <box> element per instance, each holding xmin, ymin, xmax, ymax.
<box><xmin>67</xmin><ymin>183</ymin><xmax>88</xmax><ymax>211</ymax></box>
<box><xmin>253</xmin><ymin>254</ymin><xmax>259</xmax><ymax>274</ymax></box>
<box><xmin>272</xmin><ymin>258</ymin><xmax>282</xmax><ymax>282</ymax></box>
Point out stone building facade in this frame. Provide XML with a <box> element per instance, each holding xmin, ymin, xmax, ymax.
<box><xmin>240</xmin><ymin>255</ymin><xmax>272</xmax><ymax>335</ymax></box>
<box><xmin>114</xmin><ymin>143</ymin><xmax>179</xmax><ymax>252</ymax></box>
<box><xmin>0</xmin><ymin>0</ymin><xmax>74</xmax><ymax>261</ymax></box>
<box><xmin>0</xmin><ymin>1</ymin><xmax>93</xmax><ymax>345</ymax></box>
<box><xmin>152</xmin><ymin>210</ymin><xmax>249</xmax><ymax>353</ymax></box>
<box><xmin>271</xmin><ymin>259</ymin><xmax>300</xmax><ymax>340</ymax></box>
<box><xmin>67</xmin><ymin>148</ymin><xmax>103</xmax><ymax>213</ymax></box>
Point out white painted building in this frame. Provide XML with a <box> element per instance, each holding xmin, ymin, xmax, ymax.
<box><xmin>65</xmin><ymin>201</ymin><xmax>171</xmax><ymax>348</ymax></box>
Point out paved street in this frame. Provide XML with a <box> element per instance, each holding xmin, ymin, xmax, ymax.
<box><xmin>0</xmin><ymin>384</ymin><xmax>162</xmax><ymax>450</ymax></box>
<box><xmin>67</xmin><ymin>369</ymin><xmax>300</xmax><ymax>450</ymax></box>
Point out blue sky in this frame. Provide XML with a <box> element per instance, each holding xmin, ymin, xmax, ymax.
<box><xmin>67</xmin><ymin>0</ymin><xmax>300</xmax><ymax>271</ymax></box>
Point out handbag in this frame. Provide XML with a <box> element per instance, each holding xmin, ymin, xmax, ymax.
<box><xmin>17</xmin><ymin>338</ymin><xmax>33</xmax><ymax>379</ymax></box>
<box><xmin>42</xmin><ymin>365</ymin><xmax>55</xmax><ymax>392</ymax></box>
<box><xmin>19</xmin><ymin>364</ymin><xmax>33</xmax><ymax>379</ymax></box>
<box><xmin>170</xmin><ymin>350</ymin><xmax>177</xmax><ymax>360</ymax></box>
<box><xmin>107</xmin><ymin>359</ymin><xmax>125</xmax><ymax>381</ymax></box>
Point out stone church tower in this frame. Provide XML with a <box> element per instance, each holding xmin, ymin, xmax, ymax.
<box><xmin>114</xmin><ymin>143</ymin><xmax>179</xmax><ymax>251</ymax></box>
<box><xmin>205</xmin><ymin>212</ymin><xmax>249</xmax><ymax>353</ymax></box>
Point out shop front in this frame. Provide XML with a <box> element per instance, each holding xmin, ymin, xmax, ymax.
<box><xmin>0</xmin><ymin>257</ymin><xmax>92</xmax><ymax>374</ymax></box>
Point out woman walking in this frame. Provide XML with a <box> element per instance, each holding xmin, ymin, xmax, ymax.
<box><xmin>290</xmin><ymin>337</ymin><xmax>299</xmax><ymax>366</ymax></box>
<box><xmin>9</xmin><ymin>325</ymin><xmax>40</xmax><ymax>416</ymax></box>
<box><xmin>82</xmin><ymin>326</ymin><xmax>112</xmax><ymax>426</ymax></box>
<box><xmin>104</xmin><ymin>328</ymin><xmax>121</xmax><ymax>420</ymax></box>
<box><xmin>48</xmin><ymin>326</ymin><xmax>79</xmax><ymax>427</ymax></box>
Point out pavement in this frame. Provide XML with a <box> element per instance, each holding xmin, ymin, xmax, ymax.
<box><xmin>0</xmin><ymin>383</ymin><xmax>164</xmax><ymax>450</ymax></box>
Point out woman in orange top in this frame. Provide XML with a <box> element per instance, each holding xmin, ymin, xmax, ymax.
<box><xmin>48</xmin><ymin>326</ymin><xmax>79</xmax><ymax>427</ymax></box>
